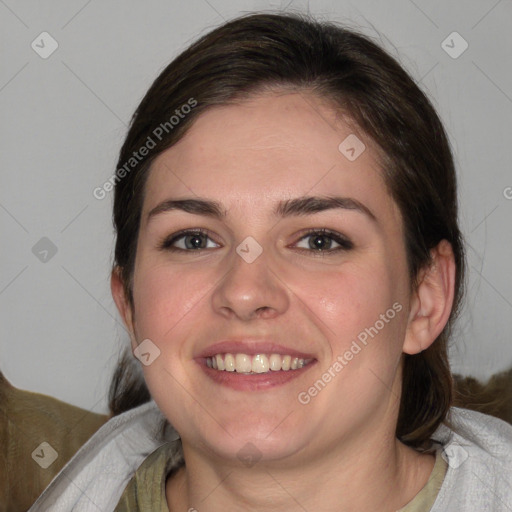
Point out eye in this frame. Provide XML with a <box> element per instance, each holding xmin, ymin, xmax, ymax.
<box><xmin>293</xmin><ymin>229</ymin><xmax>353</xmax><ymax>252</ymax></box>
<box><xmin>159</xmin><ymin>229</ymin><xmax>220</xmax><ymax>251</ymax></box>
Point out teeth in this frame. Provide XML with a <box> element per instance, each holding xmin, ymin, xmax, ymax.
<box><xmin>215</xmin><ymin>354</ymin><xmax>225</xmax><ymax>371</ymax></box>
<box><xmin>235</xmin><ymin>353</ymin><xmax>252</xmax><ymax>373</ymax></box>
<box><xmin>205</xmin><ymin>353</ymin><xmax>313</xmax><ymax>374</ymax></box>
<box><xmin>252</xmin><ymin>354</ymin><xmax>269</xmax><ymax>373</ymax></box>
<box><xmin>269</xmin><ymin>354</ymin><xmax>282</xmax><ymax>371</ymax></box>
<box><xmin>224</xmin><ymin>353</ymin><xmax>235</xmax><ymax>372</ymax></box>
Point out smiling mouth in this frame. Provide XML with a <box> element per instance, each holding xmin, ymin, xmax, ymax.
<box><xmin>206</xmin><ymin>353</ymin><xmax>315</xmax><ymax>374</ymax></box>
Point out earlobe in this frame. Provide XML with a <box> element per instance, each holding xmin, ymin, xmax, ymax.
<box><xmin>403</xmin><ymin>240</ymin><xmax>456</xmax><ymax>355</ymax></box>
<box><xmin>110</xmin><ymin>267</ymin><xmax>137</xmax><ymax>350</ymax></box>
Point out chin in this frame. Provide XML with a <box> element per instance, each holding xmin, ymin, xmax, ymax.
<box><xmin>195</xmin><ymin>414</ymin><xmax>310</xmax><ymax>465</ymax></box>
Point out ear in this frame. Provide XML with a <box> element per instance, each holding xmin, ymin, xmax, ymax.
<box><xmin>111</xmin><ymin>267</ymin><xmax>137</xmax><ymax>352</ymax></box>
<box><xmin>403</xmin><ymin>240</ymin><xmax>456</xmax><ymax>355</ymax></box>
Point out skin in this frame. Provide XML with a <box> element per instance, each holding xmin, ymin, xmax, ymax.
<box><xmin>112</xmin><ymin>90</ymin><xmax>456</xmax><ymax>511</ymax></box>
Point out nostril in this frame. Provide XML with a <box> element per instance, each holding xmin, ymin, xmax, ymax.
<box><xmin>254</xmin><ymin>306</ymin><xmax>277</xmax><ymax>319</ymax></box>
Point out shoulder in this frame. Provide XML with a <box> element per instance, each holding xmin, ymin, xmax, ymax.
<box><xmin>28</xmin><ymin>401</ymin><xmax>178</xmax><ymax>511</ymax></box>
<box><xmin>431</xmin><ymin>407</ymin><xmax>512</xmax><ymax>512</ymax></box>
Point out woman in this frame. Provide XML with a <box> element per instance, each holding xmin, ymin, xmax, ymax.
<box><xmin>29</xmin><ymin>12</ymin><xmax>512</xmax><ymax>512</ymax></box>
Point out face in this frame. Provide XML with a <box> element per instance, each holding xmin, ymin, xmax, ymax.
<box><xmin>120</xmin><ymin>91</ymin><xmax>415</xmax><ymax>465</ymax></box>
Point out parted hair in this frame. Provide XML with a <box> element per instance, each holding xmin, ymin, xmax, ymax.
<box><xmin>109</xmin><ymin>12</ymin><xmax>466</xmax><ymax>449</ymax></box>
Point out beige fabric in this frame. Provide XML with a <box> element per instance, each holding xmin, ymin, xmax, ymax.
<box><xmin>115</xmin><ymin>441</ymin><xmax>447</xmax><ymax>511</ymax></box>
<box><xmin>114</xmin><ymin>440</ymin><xmax>184</xmax><ymax>512</ymax></box>
<box><xmin>0</xmin><ymin>373</ymin><xmax>108</xmax><ymax>512</ymax></box>
<box><xmin>398</xmin><ymin>448</ymin><xmax>448</xmax><ymax>512</ymax></box>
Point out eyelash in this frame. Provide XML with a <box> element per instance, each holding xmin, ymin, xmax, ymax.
<box><xmin>159</xmin><ymin>228</ymin><xmax>354</xmax><ymax>255</ymax></box>
<box><xmin>292</xmin><ymin>228</ymin><xmax>354</xmax><ymax>253</ymax></box>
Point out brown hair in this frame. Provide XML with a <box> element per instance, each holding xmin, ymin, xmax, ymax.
<box><xmin>109</xmin><ymin>12</ymin><xmax>465</xmax><ymax>449</ymax></box>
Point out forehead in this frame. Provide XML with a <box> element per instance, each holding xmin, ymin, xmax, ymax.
<box><xmin>144</xmin><ymin>91</ymin><xmax>398</xmax><ymax>223</ymax></box>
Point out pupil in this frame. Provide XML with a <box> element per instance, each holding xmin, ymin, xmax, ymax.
<box><xmin>186</xmin><ymin>234</ymin><xmax>205</xmax><ymax>249</ymax></box>
<box><xmin>310</xmin><ymin>235</ymin><xmax>330</xmax><ymax>250</ymax></box>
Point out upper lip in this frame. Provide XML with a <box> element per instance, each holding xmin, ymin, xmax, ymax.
<box><xmin>196</xmin><ymin>339</ymin><xmax>316</xmax><ymax>359</ymax></box>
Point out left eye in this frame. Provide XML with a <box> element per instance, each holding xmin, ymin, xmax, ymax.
<box><xmin>294</xmin><ymin>230</ymin><xmax>353</xmax><ymax>252</ymax></box>
<box><xmin>161</xmin><ymin>230</ymin><xmax>220</xmax><ymax>251</ymax></box>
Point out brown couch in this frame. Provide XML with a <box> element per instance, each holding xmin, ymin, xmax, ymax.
<box><xmin>453</xmin><ymin>368</ymin><xmax>512</xmax><ymax>424</ymax></box>
<box><xmin>0</xmin><ymin>372</ymin><xmax>108</xmax><ymax>512</ymax></box>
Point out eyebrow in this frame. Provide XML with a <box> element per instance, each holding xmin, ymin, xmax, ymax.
<box><xmin>146</xmin><ymin>196</ymin><xmax>376</xmax><ymax>223</ymax></box>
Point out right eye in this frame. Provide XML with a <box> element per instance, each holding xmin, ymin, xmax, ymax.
<box><xmin>159</xmin><ymin>229</ymin><xmax>221</xmax><ymax>252</ymax></box>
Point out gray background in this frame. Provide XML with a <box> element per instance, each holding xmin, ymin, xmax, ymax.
<box><xmin>1</xmin><ymin>0</ymin><xmax>511</xmax><ymax>414</ymax></box>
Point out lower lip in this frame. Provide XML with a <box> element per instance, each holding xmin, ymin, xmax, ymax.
<box><xmin>198</xmin><ymin>359</ymin><xmax>317</xmax><ymax>391</ymax></box>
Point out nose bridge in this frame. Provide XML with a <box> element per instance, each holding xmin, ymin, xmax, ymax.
<box><xmin>211</xmin><ymin>238</ymin><xmax>289</xmax><ymax>320</ymax></box>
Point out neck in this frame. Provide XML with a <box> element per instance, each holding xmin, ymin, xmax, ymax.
<box><xmin>166</xmin><ymin>428</ymin><xmax>435</xmax><ymax>512</ymax></box>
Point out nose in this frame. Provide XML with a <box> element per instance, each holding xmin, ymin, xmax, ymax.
<box><xmin>211</xmin><ymin>245</ymin><xmax>290</xmax><ymax>322</ymax></box>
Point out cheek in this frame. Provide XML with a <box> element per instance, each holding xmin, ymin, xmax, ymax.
<box><xmin>295</xmin><ymin>259</ymin><xmax>407</xmax><ymax>367</ymax></box>
<box><xmin>131</xmin><ymin>261</ymin><xmax>215</xmax><ymax>422</ymax></box>
<box><xmin>131</xmin><ymin>260</ymin><xmax>212</xmax><ymax>345</ymax></box>
<box><xmin>294</xmin><ymin>264</ymin><xmax>408</xmax><ymax>414</ymax></box>
<box><xmin>303</xmin><ymin>261</ymin><xmax>395</xmax><ymax>329</ymax></box>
